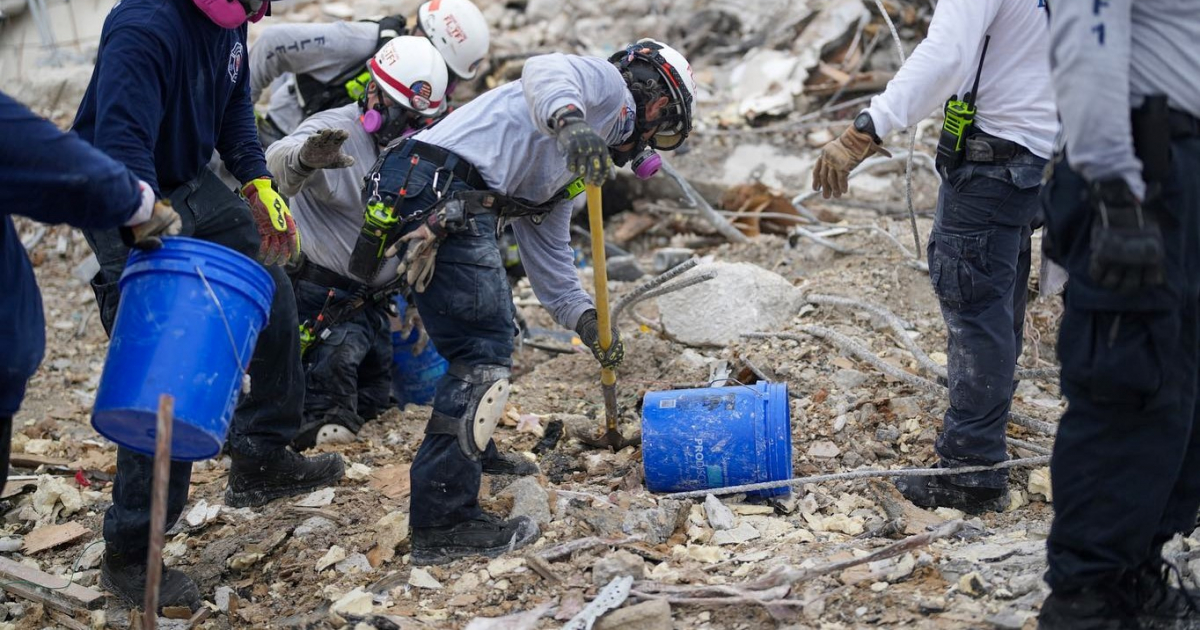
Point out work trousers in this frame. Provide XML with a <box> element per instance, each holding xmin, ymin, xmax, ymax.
<box><xmin>294</xmin><ymin>279</ymin><xmax>392</xmax><ymax>439</ymax></box>
<box><xmin>373</xmin><ymin>141</ymin><xmax>515</xmax><ymax>528</ymax></box>
<box><xmin>1044</xmin><ymin>137</ymin><xmax>1200</xmax><ymax>591</ymax></box>
<box><xmin>84</xmin><ymin>168</ymin><xmax>303</xmax><ymax>557</ymax></box>
<box><xmin>927</xmin><ymin>153</ymin><xmax>1047</xmax><ymax>488</ymax></box>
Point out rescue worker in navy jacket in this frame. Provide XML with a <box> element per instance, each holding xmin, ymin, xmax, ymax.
<box><xmin>0</xmin><ymin>90</ymin><xmax>181</xmax><ymax>497</ymax></box>
<box><xmin>1038</xmin><ymin>1</ymin><xmax>1200</xmax><ymax>627</ymax></box>
<box><xmin>70</xmin><ymin>0</ymin><xmax>344</xmax><ymax>611</ymax></box>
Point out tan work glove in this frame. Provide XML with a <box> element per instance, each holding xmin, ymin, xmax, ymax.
<box><xmin>387</xmin><ymin>224</ymin><xmax>441</xmax><ymax>293</ymax></box>
<box><xmin>811</xmin><ymin>126</ymin><xmax>892</xmax><ymax>199</ymax></box>
<box><xmin>129</xmin><ymin>200</ymin><xmax>183</xmax><ymax>249</ymax></box>
<box><xmin>298</xmin><ymin>129</ymin><xmax>356</xmax><ymax>170</ymax></box>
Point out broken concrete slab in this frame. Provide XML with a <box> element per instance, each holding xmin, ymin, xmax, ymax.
<box><xmin>594</xmin><ymin>599</ymin><xmax>673</xmax><ymax>630</ymax></box>
<box><xmin>331</xmin><ymin>588</ymin><xmax>374</xmax><ymax>616</ymax></box>
<box><xmin>658</xmin><ymin>262</ymin><xmax>803</xmax><ymax>347</ymax></box>
<box><xmin>703</xmin><ymin>495</ymin><xmax>735</xmax><ymax>531</ymax></box>
<box><xmin>621</xmin><ymin>500</ymin><xmax>689</xmax><ymax>545</ymax></box>
<box><xmin>294</xmin><ymin>487</ymin><xmax>335</xmax><ymax>508</ymax></box>
<box><xmin>294</xmin><ymin>516</ymin><xmax>337</xmax><ymax>539</ymax></box>
<box><xmin>316</xmin><ymin>546</ymin><xmax>346</xmax><ymax>572</ymax></box>
<box><xmin>592</xmin><ymin>550</ymin><xmax>646</xmax><ymax>586</ymax></box>
<box><xmin>368</xmin><ymin>511</ymin><xmax>409</xmax><ymax>568</ymax></box>
<box><xmin>806</xmin><ymin>440</ymin><xmax>841</xmax><ymax>459</ymax></box>
<box><xmin>408</xmin><ymin>567</ymin><xmax>443</xmax><ymax>590</ymax></box>
<box><xmin>712</xmin><ymin>522</ymin><xmax>760</xmax><ymax>546</ymax></box>
<box><xmin>500</xmin><ymin>477</ymin><xmax>552</xmax><ymax>526</ymax></box>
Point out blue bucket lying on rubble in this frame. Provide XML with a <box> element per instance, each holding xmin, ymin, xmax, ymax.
<box><xmin>92</xmin><ymin>237</ymin><xmax>274</xmax><ymax>461</ymax></box>
<box><xmin>642</xmin><ymin>381</ymin><xmax>793</xmax><ymax>497</ymax></box>
<box><xmin>392</xmin><ymin>294</ymin><xmax>448</xmax><ymax>407</ymax></box>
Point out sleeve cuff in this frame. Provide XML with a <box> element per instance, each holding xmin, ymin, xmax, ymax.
<box><xmin>124</xmin><ymin>180</ymin><xmax>156</xmax><ymax>226</ymax></box>
<box><xmin>863</xmin><ymin>106</ymin><xmax>894</xmax><ymax>140</ymax></box>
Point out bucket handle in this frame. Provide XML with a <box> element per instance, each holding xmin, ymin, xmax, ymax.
<box><xmin>196</xmin><ymin>266</ymin><xmax>248</xmax><ymax>370</ymax></box>
<box><xmin>704</xmin><ymin>377</ymin><xmax>766</xmax><ymax>398</ymax></box>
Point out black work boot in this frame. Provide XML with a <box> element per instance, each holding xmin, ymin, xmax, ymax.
<box><xmin>1130</xmin><ymin>559</ymin><xmax>1200</xmax><ymax>629</ymax></box>
<box><xmin>482</xmin><ymin>451</ymin><xmax>539</xmax><ymax>476</ymax></box>
<box><xmin>100</xmin><ymin>550</ymin><xmax>201</xmax><ymax>612</ymax></box>
<box><xmin>894</xmin><ymin>462</ymin><xmax>1006</xmax><ymax>514</ymax></box>
<box><xmin>411</xmin><ymin>513</ymin><xmax>540</xmax><ymax>566</ymax></box>
<box><xmin>1039</xmin><ymin>586</ymin><xmax>1141</xmax><ymax>630</ymax></box>
<box><xmin>225</xmin><ymin>448</ymin><xmax>345</xmax><ymax>508</ymax></box>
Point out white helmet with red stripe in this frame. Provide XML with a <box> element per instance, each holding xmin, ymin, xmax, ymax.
<box><xmin>418</xmin><ymin>0</ymin><xmax>490</xmax><ymax>81</ymax></box>
<box><xmin>610</xmin><ymin>39</ymin><xmax>698</xmax><ymax>150</ymax></box>
<box><xmin>367</xmin><ymin>36</ymin><xmax>449</xmax><ymax>117</ymax></box>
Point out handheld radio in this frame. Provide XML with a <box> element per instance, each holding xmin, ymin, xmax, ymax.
<box><xmin>935</xmin><ymin>36</ymin><xmax>991</xmax><ymax>174</ymax></box>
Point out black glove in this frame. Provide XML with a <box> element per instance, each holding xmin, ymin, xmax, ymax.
<box><xmin>574</xmin><ymin>309</ymin><xmax>624</xmax><ymax>370</ymax></box>
<box><xmin>550</xmin><ymin>105</ymin><xmax>613</xmax><ymax>186</ymax></box>
<box><xmin>1088</xmin><ymin>177</ymin><xmax>1165</xmax><ymax>294</ymax></box>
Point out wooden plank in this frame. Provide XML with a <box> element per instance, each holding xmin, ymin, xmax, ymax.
<box><xmin>0</xmin><ymin>556</ymin><xmax>105</xmax><ymax>612</ymax></box>
<box><xmin>49</xmin><ymin>610</ymin><xmax>89</xmax><ymax>630</ymax></box>
<box><xmin>1</xmin><ymin>476</ymin><xmax>38</xmax><ymax>500</ymax></box>
<box><xmin>23</xmin><ymin>522</ymin><xmax>90</xmax><ymax>554</ymax></box>
<box><xmin>9</xmin><ymin>453</ymin><xmax>70</xmax><ymax>469</ymax></box>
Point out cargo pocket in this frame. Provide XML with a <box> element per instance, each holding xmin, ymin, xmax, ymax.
<box><xmin>927</xmin><ymin>231</ymin><xmax>993</xmax><ymax>308</ymax></box>
<box><xmin>1057</xmin><ymin>305</ymin><xmax>1177</xmax><ymax>409</ymax></box>
<box><xmin>426</xmin><ymin>231</ymin><xmax>509</xmax><ymax>325</ymax></box>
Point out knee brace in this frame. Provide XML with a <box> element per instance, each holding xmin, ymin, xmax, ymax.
<box><xmin>425</xmin><ymin>363</ymin><xmax>511</xmax><ymax>459</ymax></box>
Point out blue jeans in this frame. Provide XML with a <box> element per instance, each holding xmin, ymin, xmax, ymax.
<box><xmin>84</xmin><ymin>168</ymin><xmax>303</xmax><ymax>556</ymax></box>
<box><xmin>294</xmin><ymin>279</ymin><xmax>392</xmax><ymax>439</ymax></box>
<box><xmin>1044</xmin><ymin>137</ymin><xmax>1200</xmax><ymax>591</ymax></box>
<box><xmin>373</xmin><ymin>141</ymin><xmax>514</xmax><ymax>528</ymax></box>
<box><xmin>927</xmin><ymin>154</ymin><xmax>1046</xmax><ymax>488</ymax></box>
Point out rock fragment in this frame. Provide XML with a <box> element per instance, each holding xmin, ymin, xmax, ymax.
<box><xmin>593</xmin><ymin>550</ymin><xmax>646</xmax><ymax>586</ymax></box>
<box><xmin>703</xmin><ymin>495</ymin><xmax>735</xmax><ymax>531</ymax></box>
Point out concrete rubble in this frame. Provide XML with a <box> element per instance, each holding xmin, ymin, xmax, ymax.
<box><xmin>0</xmin><ymin>0</ymin><xmax>1080</xmax><ymax>628</ymax></box>
<box><xmin>657</xmin><ymin>262</ymin><xmax>804</xmax><ymax>346</ymax></box>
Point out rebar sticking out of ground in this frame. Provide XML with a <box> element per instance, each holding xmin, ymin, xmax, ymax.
<box><xmin>663</xmin><ymin>455</ymin><xmax>1051</xmax><ymax>499</ymax></box>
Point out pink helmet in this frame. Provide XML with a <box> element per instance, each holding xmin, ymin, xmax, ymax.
<box><xmin>192</xmin><ymin>0</ymin><xmax>269</xmax><ymax>29</ymax></box>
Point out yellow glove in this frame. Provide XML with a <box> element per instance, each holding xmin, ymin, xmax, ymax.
<box><xmin>241</xmin><ymin>177</ymin><xmax>301</xmax><ymax>266</ymax></box>
<box><xmin>811</xmin><ymin>126</ymin><xmax>892</xmax><ymax>199</ymax></box>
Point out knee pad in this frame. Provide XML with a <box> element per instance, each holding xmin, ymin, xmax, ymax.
<box><xmin>425</xmin><ymin>363</ymin><xmax>511</xmax><ymax>459</ymax></box>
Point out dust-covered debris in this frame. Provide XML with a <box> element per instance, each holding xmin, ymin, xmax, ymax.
<box><xmin>3</xmin><ymin>0</ymin><xmax>1072</xmax><ymax>627</ymax></box>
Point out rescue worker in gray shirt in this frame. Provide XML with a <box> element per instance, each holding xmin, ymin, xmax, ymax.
<box><xmin>266</xmin><ymin>36</ymin><xmax>537</xmax><ymax>478</ymax></box>
<box><xmin>250</xmin><ymin>0</ymin><xmax>488</xmax><ymax>144</ymax></box>
<box><xmin>359</xmin><ymin>41</ymin><xmax>696</xmax><ymax>564</ymax></box>
<box><xmin>1038</xmin><ymin>1</ymin><xmax>1200</xmax><ymax>627</ymax></box>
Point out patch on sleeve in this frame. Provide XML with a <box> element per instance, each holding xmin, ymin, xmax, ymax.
<box><xmin>228</xmin><ymin>42</ymin><xmax>244</xmax><ymax>83</ymax></box>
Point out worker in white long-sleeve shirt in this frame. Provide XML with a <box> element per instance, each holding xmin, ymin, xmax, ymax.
<box><xmin>250</xmin><ymin>0</ymin><xmax>488</xmax><ymax>144</ymax></box>
<box><xmin>1038</xmin><ymin>1</ymin><xmax>1200</xmax><ymax>627</ymax></box>
<box><xmin>813</xmin><ymin>0</ymin><xmax>1056</xmax><ymax>514</ymax></box>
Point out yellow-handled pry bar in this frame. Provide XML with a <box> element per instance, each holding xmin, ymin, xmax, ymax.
<box><xmin>585</xmin><ymin>183</ymin><xmax>623</xmax><ymax>450</ymax></box>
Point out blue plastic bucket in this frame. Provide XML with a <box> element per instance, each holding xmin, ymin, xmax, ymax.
<box><xmin>92</xmin><ymin>237</ymin><xmax>274</xmax><ymax>461</ymax></box>
<box><xmin>642</xmin><ymin>381</ymin><xmax>793</xmax><ymax>497</ymax></box>
<box><xmin>391</xmin><ymin>294</ymin><xmax>448</xmax><ymax>406</ymax></box>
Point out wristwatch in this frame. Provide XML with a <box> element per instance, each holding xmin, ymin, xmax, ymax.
<box><xmin>854</xmin><ymin>111</ymin><xmax>880</xmax><ymax>143</ymax></box>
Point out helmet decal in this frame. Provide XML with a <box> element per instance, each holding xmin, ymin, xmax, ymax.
<box><xmin>409</xmin><ymin>81</ymin><xmax>433</xmax><ymax>111</ymax></box>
